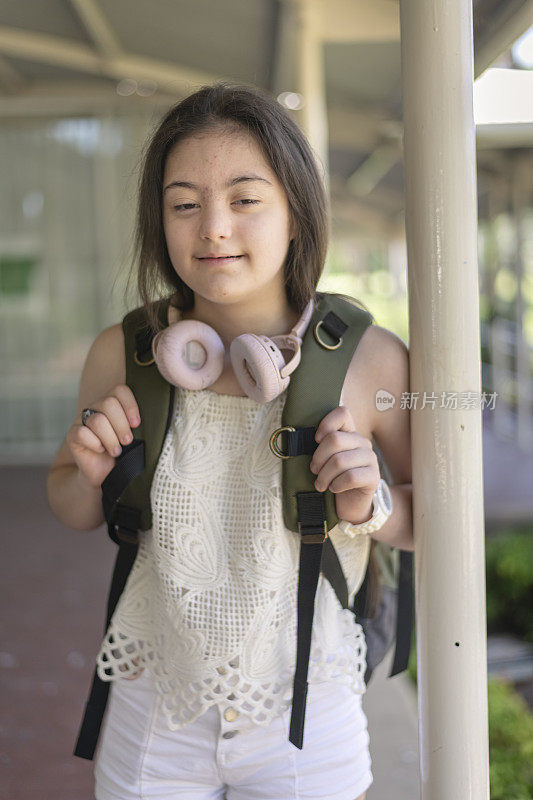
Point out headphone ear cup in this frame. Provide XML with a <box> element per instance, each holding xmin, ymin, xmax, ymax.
<box><xmin>230</xmin><ymin>334</ymin><xmax>288</xmax><ymax>403</ymax></box>
<box><xmin>152</xmin><ymin>320</ymin><xmax>225</xmax><ymax>389</ymax></box>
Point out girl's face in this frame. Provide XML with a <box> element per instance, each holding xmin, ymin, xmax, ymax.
<box><xmin>161</xmin><ymin>126</ymin><xmax>295</xmax><ymax>307</ymax></box>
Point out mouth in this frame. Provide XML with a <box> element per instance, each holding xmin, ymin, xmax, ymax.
<box><xmin>196</xmin><ymin>255</ymin><xmax>244</xmax><ymax>264</ymax></box>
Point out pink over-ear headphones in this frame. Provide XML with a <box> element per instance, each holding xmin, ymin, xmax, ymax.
<box><xmin>151</xmin><ymin>297</ymin><xmax>315</xmax><ymax>404</ymax></box>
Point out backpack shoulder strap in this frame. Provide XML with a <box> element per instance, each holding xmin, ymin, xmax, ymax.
<box><xmin>101</xmin><ymin>296</ymin><xmax>175</xmax><ymax>543</ymax></box>
<box><xmin>74</xmin><ymin>296</ymin><xmax>175</xmax><ymax>761</ymax></box>
<box><xmin>279</xmin><ymin>290</ymin><xmax>411</xmax><ymax>748</ymax></box>
<box><xmin>275</xmin><ymin>291</ymin><xmax>375</xmax><ymax>748</ymax></box>
<box><xmin>279</xmin><ymin>290</ymin><xmax>374</xmax><ymax>533</ymax></box>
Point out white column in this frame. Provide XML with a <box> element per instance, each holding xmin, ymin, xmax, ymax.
<box><xmin>291</xmin><ymin>0</ymin><xmax>330</xmax><ymax>198</ymax></box>
<box><xmin>399</xmin><ymin>0</ymin><xmax>490</xmax><ymax>797</ymax></box>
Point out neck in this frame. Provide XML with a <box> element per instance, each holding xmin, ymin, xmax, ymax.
<box><xmin>177</xmin><ymin>290</ymin><xmax>302</xmax><ymax>350</ymax></box>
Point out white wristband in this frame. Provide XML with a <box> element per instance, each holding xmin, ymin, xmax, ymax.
<box><xmin>336</xmin><ymin>479</ymin><xmax>393</xmax><ymax>537</ymax></box>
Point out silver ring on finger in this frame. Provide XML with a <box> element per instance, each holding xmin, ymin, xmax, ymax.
<box><xmin>81</xmin><ymin>408</ymin><xmax>99</xmax><ymax>427</ymax></box>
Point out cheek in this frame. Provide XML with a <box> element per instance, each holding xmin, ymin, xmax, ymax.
<box><xmin>163</xmin><ymin>221</ymin><xmax>184</xmax><ymax>256</ymax></box>
<box><xmin>246</xmin><ymin>210</ymin><xmax>289</xmax><ymax>246</ymax></box>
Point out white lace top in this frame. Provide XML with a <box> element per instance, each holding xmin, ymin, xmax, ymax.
<box><xmin>96</xmin><ymin>384</ymin><xmax>371</xmax><ymax>731</ymax></box>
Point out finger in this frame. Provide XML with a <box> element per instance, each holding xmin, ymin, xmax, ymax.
<box><xmin>75</xmin><ymin>423</ymin><xmax>106</xmax><ymax>453</ymax></box>
<box><xmin>313</xmin><ymin>448</ymin><xmax>374</xmax><ymax>493</ymax></box>
<box><xmin>329</xmin><ymin>464</ymin><xmax>378</xmax><ymax>494</ymax></box>
<box><xmin>99</xmin><ymin>395</ymin><xmax>136</xmax><ymax>447</ymax></box>
<box><xmin>81</xmin><ymin>408</ymin><xmax>124</xmax><ymax>457</ymax></box>
<box><xmin>315</xmin><ymin>405</ymin><xmax>356</xmax><ymax>442</ymax></box>
<box><xmin>109</xmin><ymin>384</ymin><xmax>142</xmax><ymax>427</ymax></box>
<box><xmin>310</xmin><ymin>429</ymin><xmax>370</xmax><ymax>474</ymax></box>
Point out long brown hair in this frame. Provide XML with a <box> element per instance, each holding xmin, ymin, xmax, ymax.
<box><xmin>127</xmin><ymin>79</ymin><xmax>381</xmax><ymax>619</ymax></box>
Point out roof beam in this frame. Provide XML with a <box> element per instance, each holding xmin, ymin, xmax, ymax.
<box><xmin>474</xmin><ymin>0</ymin><xmax>533</xmax><ymax>77</ymax></box>
<box><xmin>0</xmin><ymin>26</ymin><xmax>219</xmax><ymax>94</ymax></box>
<box><xmin>321</xmin><ymin>0</ymin><xmax>400</xmax><ymax>42</ymax></box>
<box><xmin>330</xmin><ymin>189</ymin><xmax>401</xmax><ymax>236</ymax></box>
<box><xmin>347</xmin><ymin>144</ymin><xmax>401</xmax><ymax>196</ymax></box>
<box><xmin>328</xmin><ymin>104</ymin><xmax>401</xmax><ymax>150</ymax></box>
<box><xmin>68</xmin><ymin>0</ymin><xmax>122</xmax><ymax>57</ymax></box>
<box><xmin>0</xmin><ymin>81</ymin><xmax>178</xmax><ymax>116</ymax></box>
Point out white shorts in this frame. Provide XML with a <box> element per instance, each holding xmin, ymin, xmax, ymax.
<box><xmin>94</xmin><ymin>669</ymin><xmax>373</xmax><ymax>800</ymax></box>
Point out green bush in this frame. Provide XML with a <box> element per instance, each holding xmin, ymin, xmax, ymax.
<box><xmin>485</xmin><ymin>527</ymin><xmax>533</xmax><ymax>643</ymax></box>
<box><xmin>488</xmin><ymin>678</ymin><xmax>533</xmax><ymax>799</ymax></box>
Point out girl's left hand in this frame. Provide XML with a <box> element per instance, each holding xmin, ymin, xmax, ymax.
<box><xmin>309</xmin><ymin>405</ymin><xmax>381</xmax><ymax>525</ymax></box>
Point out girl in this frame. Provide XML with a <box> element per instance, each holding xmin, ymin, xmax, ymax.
<box><xmin>47</xmin><ymin>81</ymin><xmax>413</xmax><ymax>800</ymax></box>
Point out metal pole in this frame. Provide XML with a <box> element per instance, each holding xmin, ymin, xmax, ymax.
<box><xmin>488</xmin><ymin>174</ymin><xmax>511</xmax><ymax>441</ymax></box>
<box><xmin>512</xmin><ymin>153</ymin><xmax>533</xmax><ymax>453</ymax></box>
<box><xmin>399</xmin><ymin>1</ymin><xmax>490</xmax><ymax>797</ymax></box>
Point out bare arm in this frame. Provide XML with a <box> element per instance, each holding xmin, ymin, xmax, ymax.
<box><xmin>366</xmin><ymin>326</ymin><xmax>413</xmax><ymax>551</ymax></box>
<box><xmin>46</xmin><ymin>464</ymin><xmax>108</xmax><ymax>531</ymax></box>
<box><xmin>46</xmin><ymin>322</ymin><xmax>139</xmax><ymax>532</ymax></box>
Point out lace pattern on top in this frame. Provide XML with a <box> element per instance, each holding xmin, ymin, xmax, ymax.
<box><xmin>96</xmin><ymin>385</ymin><xmax>370</xmax><ymax>730</ymax></box>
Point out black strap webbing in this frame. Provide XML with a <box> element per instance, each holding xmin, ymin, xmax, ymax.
<box><xmin>74</xmin><ymin>436</ymin><xmax>147</xmax><ymax>759</ymax></box>
<box><xmin>285</xmin><ymin>426</ymin><xmax>318</xmax><ymax>457</ymax></box>
<box><xmin>101</xmin><ymin>440</ymin><xmax>145</xmax><ymax>543</ymax></box>
<box><xmin>289</xmin><ymin>491</ymin><xmax>327</xmax><ymax>749</ymax></box>
<box><xmin>389</xmin><ymin>550</ymin><xmax>414</xmax><ymax>677</ymax></box>
<box><xmin>286</xmin><ymin>428</ymin><xmax>414</xmax><ymax>748</ymax></box>
<box><xmin>320</xmin><ymin>310</ymin><xmax>348</xmax><ymax>342</ymax></box>
<box><xmin>320</xmin><ymin>538</ymin><xmax>349</xmax><ymax>609</ymax></box>
<box><xmin>73</xmin><ymin>540</ymin><xmax>139</xmax><ymax>759</ymax></box>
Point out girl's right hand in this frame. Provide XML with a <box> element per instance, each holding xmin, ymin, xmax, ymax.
<box><xmin>66</xmin><ymin>384</ymin><xmax>141</xmax><ymax>488</ymax></box>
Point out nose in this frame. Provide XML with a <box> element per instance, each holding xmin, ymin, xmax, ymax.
<box><xmin>198</xmin><ymin>201</ymin><xmax>232</xmax><ymax>241</ymax></box>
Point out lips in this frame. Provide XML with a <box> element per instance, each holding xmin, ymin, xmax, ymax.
<box><xmin>197</xmin><ymin>255</ymin><xmax>244</xmax><ymax>264</ymax></box>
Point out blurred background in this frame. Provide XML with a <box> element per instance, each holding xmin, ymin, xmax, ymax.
<box><xmin>1</xmin><ymin>1</ymin><xmax>532</xmax><ymax>798</ymax></box>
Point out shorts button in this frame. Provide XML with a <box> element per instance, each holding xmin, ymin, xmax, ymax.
<box><xmin>222</xmin><ymin>730</ymin><xmax>238</xmax><ymax>739</ymax></box>
<box><xmin>224</xmin><ymin>707</ymin><xmax>239</xmax><ymax>722</ymax></box>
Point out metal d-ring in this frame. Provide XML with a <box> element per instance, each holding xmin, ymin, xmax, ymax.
<box><xmin>313</xmin><ymin>320</ymin><xmax>343</xmax><ymax>350</ymax></box>
<box><xmin>134</xmin><ymin>351</ymin><xmax>155</xmax><ymax>366</ymax></box>
<box><xmin>269</xmin><ymin>426</ymin><xmax>296</xmax><ymax>459</ymax></box>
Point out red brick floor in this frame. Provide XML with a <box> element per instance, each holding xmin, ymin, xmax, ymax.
<box><xmin>1</xmin><ymin>466</ymin><xmax>116</xmax><ymax>800</ymax></box>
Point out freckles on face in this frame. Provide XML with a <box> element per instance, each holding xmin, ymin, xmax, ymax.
<box><xmin>161</xmin><ymin>129</ymin><xmax>293</xmax><ymax>294</ymax></box>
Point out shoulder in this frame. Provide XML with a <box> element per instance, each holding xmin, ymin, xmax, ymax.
<box><xmin>355</xmin><ymin>323</ymin><xmax>409</xmax><ymax>389</ymax></box>
<box><xmin>85</xmin><ymin>322</ymin><xmax>126</xmax><ymax>379</ymax></box>
<box><xmin>342</xmin><ymin>323</ymin><xmax>411</xmax><ymax>480</ymax></box>
<box><xmin>77</xmin><ymin>322</ymin><xmax>126</xmax><ymax>414</ymax></box>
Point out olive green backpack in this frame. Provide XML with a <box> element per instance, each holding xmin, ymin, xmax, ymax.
<box><xmin>74</xmin><ymin>290</ymin><xmax>413</xmax><ymax>759</ymax></box>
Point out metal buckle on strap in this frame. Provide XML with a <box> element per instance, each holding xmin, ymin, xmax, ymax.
<box><xmin>269</xmin><ymin>426</ymin><xmax>296</xmax><ymax>459</ymax></box>
<box><xmin>298</xmin><ymin>521</ymin><xmax>328</xmax><ymax>544</ymax></box>
<box><xmin>313</xmin><ymin>320</ymin><xmax>343</xmax><ymax>350</ymax></box>
<box><xmin>133</xmin><ymin>350</ymin><xmax>155</xmax><ymax>366</ymax></box>
<box><xmin>113</xmin><ymin>524</ymin><xmax>140</xmax><ymax>545</ymax></box>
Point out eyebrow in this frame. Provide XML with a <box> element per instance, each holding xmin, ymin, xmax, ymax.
<box><xmin>163</xmin><ymin>174</ymin><xmax>273</xmax><ymax>193</ymax></box>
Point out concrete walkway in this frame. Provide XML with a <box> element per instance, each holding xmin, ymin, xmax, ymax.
<box><xmin>363</xmin><ymin>650</ymin><xmax>420</xmax><ymax>799</ymax></box>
